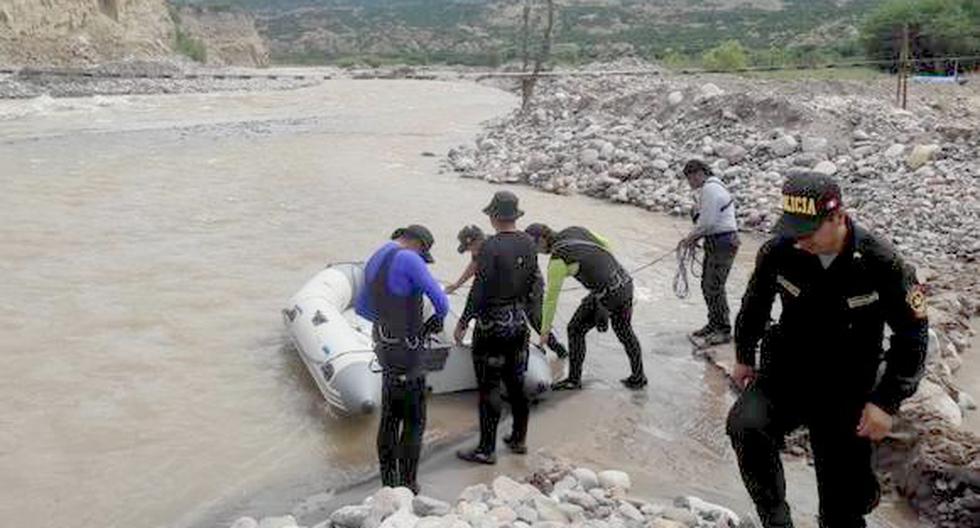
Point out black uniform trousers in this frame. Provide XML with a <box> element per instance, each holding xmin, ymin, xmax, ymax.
<box><xmin>471</xmin><ymin>320</ymin><xmax>529</xmax><ymax>454</ymax></box>
<box><xmin>702</xmin><ymin>232</ymin><xmax>739</xmax><ymax>334</ymax></box>
<box><xmin>567</xmin><ymin>280</ymin><xmax>644</xmax><ymax>382</ymax></box>
<box><xmin>727</xmin><ymin>377</ymin><xmax>880</xmax><ymax>528</ymax></box>
<box><xmin>377</xmin><ymin>371</ymin><xmax>427</xmax><ymax>491</ymax></box>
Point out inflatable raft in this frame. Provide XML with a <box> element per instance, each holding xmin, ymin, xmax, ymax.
<box><xmin>283</xmin><ymin>263</ymin><xmax>554</xmax><ymax>416</ymax></box>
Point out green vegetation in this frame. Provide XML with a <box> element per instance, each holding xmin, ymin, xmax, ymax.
<box><xmin>168</xmin><ymin>6</ymin><xmax>208</xmax><ymax>63</ymax></box>
<box><xmin>169</xmin><ymin>0</ymin><xmax>980</xmax><ymax>73</ymax></box>
<box><xmin>861</xmin><ymin>0</ymin><xmax>980</xmax><ymax>70</ymax></box>
<box><xmin>701</xmin><ymin>40</ymin><xmax>749</xmax><ymax>72</ymax></box>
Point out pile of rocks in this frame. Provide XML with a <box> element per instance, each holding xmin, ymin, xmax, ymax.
<box><xmin>230</xmin><ymin>461</ymin><xmax>748</xmax><ymax>528</ymax></box>
<box><xmin>447</xmin><ymin>67</ymin><xmax>979</xmax><ymax>269</ymax></box>
<box><xmin>445</xmin><ymin>63</ymin><xmax>980</xmax><ymax>526</ymax></box>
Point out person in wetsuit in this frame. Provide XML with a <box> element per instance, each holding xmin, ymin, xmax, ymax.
<box><xmin>448</xmin><ymin>223</ymin><xmax>568</xmax><ymax>357</ymax></box>
<box><xmin>525</xmin><ymin>223</ymin><xmax>647</xmax><ymax>390</ymax></box>
<box><xmin>454</xmin><ymin>191</ymin><xmax>543</xmax><ymax>465</ymax></box>
<box><xmin>727</xmin><ymin>172</ymin><xmax>928</xmax><ymax>528</ymax></box>
<box><xmin>355</xmin><ymin>224</ymin><xmax>449</xmax><ymax>494</ymax></box>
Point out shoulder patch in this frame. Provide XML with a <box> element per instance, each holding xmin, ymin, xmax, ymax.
<box><xmin>906</xmin><ymin>285</ymin><xmax>927</xmax><ymax>319</ymax></box>
<box><xmin>776</xmin><ymin>275</ymin><xmax>801</xmax><ymax>297</ymax></box>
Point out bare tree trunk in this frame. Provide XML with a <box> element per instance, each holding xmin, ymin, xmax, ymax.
<box><xmin>520</xmin><ymin>0</ymin><xmax>532</xmax><ymax>73</ymax></box>
<box><xmin>522</xmin><ymin>0</ymin><xmax>555</xmax><ymax>112</ymax></box>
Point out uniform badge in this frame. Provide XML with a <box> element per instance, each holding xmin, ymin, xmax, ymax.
<box><xmin>906</xmin><ymin>285</ymin><xmax>927</xmax><ymax>319</ymax></box>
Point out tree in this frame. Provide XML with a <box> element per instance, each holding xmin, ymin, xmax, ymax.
<box><xmin>861</xmin><ymin>0</ymin><xmax>980</xmax><ymax>71</ymax></box>
<box><xmin>520</xmin><ymin>0</ymin><xmax>556</xmax><ymax>111</ymax></box>
<box><xmin>701</xmin><ymin>40</ymin><xmax>748</xmax><ymax>71</ymax></box>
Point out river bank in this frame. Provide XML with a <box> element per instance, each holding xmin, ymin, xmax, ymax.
<box><xmin>445</xmin><ymin>62</ymin><xmax>979</xmax><ymax>527</ymax></box>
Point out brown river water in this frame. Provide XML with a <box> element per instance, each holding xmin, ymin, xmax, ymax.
<box><xmin>0</xmin><ymin>80</ymin><xmax>923</xmax><ymax>528</ymax></box>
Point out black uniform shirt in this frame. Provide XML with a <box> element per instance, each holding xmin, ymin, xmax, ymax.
<box><xmin>735</xmin><ymin>218</ymin><xmax>928</xmax><ymax>413</ymax></box>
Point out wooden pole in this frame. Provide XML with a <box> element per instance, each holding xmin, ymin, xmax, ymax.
<box><xmin>901</xmin><ymin>23</ymin><xmax>910</xmax><ymax>110</ymax></box>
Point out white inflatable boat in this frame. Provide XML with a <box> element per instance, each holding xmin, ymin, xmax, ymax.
<box><xmin>283</xmin><ymin>263</ymin><xmax>554</xmax><ymax>416</ymax></box>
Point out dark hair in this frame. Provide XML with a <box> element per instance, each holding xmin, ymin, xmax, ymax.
<box><xmin>683</xmin><ymin>159</ymin><xmax>712</xmax><ymax>178</ymax></box>
<box><xmin>525</xmin><ymin>223</ymin><xmax>554</xmax><ymax>250</ymax></box>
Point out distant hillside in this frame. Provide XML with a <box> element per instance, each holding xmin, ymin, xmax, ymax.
<box><xmin>173</xmin><ymin>0</ymin><xmax>885</xmax><ymax>66</ymax></box>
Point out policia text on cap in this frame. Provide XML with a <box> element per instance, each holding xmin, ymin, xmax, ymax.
<box><xmin>726</xmin><ymin>172</ymin><xmax>928</xmax><ymax>528</ymax></box>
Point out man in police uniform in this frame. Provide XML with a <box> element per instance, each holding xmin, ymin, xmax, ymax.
<box><xmin>727</xmin><ymin>172</ymin><xmax>928</xmax><ymax>528</ymax></box>
<box><xmin>454</xmin><ymin>191</ymin><xmax>543</xmax><ymax>464</ymax></box>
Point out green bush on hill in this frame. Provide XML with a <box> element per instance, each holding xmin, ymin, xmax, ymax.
<box><xmin>701</xmin><ymin>40</ymin><xmax>749</xmax><ymax>71</ymax></box>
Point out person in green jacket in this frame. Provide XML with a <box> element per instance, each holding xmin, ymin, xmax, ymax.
<box><xmin>525</xmin><ymin>223</ymin><xmax>647</xmax><ymax>390</ymax></box>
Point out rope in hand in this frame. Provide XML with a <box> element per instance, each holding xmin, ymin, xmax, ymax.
<box><xmin>672</xmin><ymin>239</ymin><xmax>704</xmax><ymax>299</ymax></box>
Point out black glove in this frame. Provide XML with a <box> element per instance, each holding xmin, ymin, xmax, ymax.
<box><xmin>547</xmin><ymin>333</ymin><xmax>568</xmax><ymax>359</ymax></box>
<box><xmin>421</xmin><ymin>315</ymin><xmax>444</xmax><ymax>338</ymax></box>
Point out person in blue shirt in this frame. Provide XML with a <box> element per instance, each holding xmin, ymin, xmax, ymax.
<box><xmin>355</xmin><ymin>224</ymin><xmax>448</xmax><ymax>495</ymax></box>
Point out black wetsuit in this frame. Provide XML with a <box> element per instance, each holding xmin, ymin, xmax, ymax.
<box><xmin>727</xmin><ymin>219</ymin><xmax>928</xmax><ymax>528</ymax></box>
<box><xmin>461</xmin><ymin>231</ymin><xmax>543</xmax><ymax>454</ymax></box>
<box><xmin>551</xmin><ymin>227</ymin><xmax>644</xmax><ymax>384</ymax></box>
<box><xmin>370</xmin><ymin>249</ymin><xmax>426</xmax><ymax>492</ymax></box>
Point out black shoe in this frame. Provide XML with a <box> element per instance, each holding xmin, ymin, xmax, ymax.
<box><xmin>503</xmin><ymin>434</ymin><xmax>528</xmax><ymax>454</ymax></box>
<box><xmin>552</xmin><ymin>378</ymin><xmax>582</xmax><ymax>391</ymax></box>
<box><xmin>457</xmin><ymin>448</ymin><xmax>496</xmax><ymax>465</ymax></box>
<box><xmin>620</xmin><ymin>375</ymin><xmax>647</xmax><ymax>390</ymax></box>
<box><xmin>703</xmin><ymin>330</ymin><xmax>732</xmax><ymax>346</ymax></box>
<box><xmin>691</xmin><ymin>324</ymin><xmax>715</xmax><ymax>338</ymax></box>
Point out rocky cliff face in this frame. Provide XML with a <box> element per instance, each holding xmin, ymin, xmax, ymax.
<box><xmin>0</xmin><ymin>1</ymin><xmax>269</xmax><ymax>68</ymax></box>
<box><xmin>175</xmin><ymin>6</ymin><xmax>269</xmax><ymax>67</ymax></box>
<box><xmin>0</xmin><ymin>0</ymin><xmax>175</xmax><ymax>66</ymax></box>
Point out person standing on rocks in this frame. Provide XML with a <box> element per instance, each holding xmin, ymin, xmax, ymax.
<box><xmin>454</xmin><ymin>191</ymin><xmax>543</xmax><ymax>464</ymax></box>
<box><xmin>355</xmin><ymin>224</ymin><xmax>449</xmax><ymax>494</ymax></box>
<box><xmin>680</xmin><ymin>159</ymin><xmax>740</xmax><ymax>348</ymax></box>
<box><xmin>727</xmin><ymin>172</ymin><xmax>928</xmax><ymax>528</ymax></box>
<box><xmin>525</xmin><ymin>223</ymin><xmax>647</xmax><ymax>391</ymax></box>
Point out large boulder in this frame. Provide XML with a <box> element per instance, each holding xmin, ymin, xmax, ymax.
<box><xmin>700</xmin><ymin>83</ymin><xmax>724</xmax><ymax>99</ymax></box>
<box><xmin>802</xmin><ymin>136</ymin><xmax>830</xmax><ymax>154</ymax></box>
<box><xmin>331</xmin><ymin>506</ymin><xmax>372</xmax><ymax>528</ymax></box>
<box><xmin>813</xmin><ymin>161</ymin><xmax>838</xmax><ymax>176</ymax></box>
<box><xmin>907</xmin><ymin>144</ymin><xmax>941</xmax><ymax>170</ymax></box>
<box><xmin>413</xmin><ymin>496</ymin><xmax>451</xmax><ymax>517</ymax></box>
<box><xmin>715</xmin><ymin>142</ymin><xmax>748</xmax><ymax>165</ymax></box>
<box><xmin>571</xmin><ymin>468</ymin><xmax>600</xmax><ymax>490</ymax></box>
<box><xmin>768</xmin><ymin>135</ymin><xmax>798</xmax><ymax>157</ymax></box>
<box><xmin>597</xmin><ymin>470</ymin><xmax>631</xmax><ymax>492</ymax></box>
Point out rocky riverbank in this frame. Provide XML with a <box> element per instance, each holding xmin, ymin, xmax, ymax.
<box><xmin>229</xmin><ymin>457</ymin><xmax>748</xmax><ymax>528</ymax></box>
<box><xmin>0</xmin><ymin>60</ymin><xmax>326</xmax><ymax>99</ymax></box>
<box><xmin>445</xmin><ymin>61</ymin><xmax>979</xmax><ymax>527</ymax></box>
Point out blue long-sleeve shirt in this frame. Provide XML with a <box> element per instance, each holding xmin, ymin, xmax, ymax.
<box><xmin>355</xmin><ymin>242</ymin><xmax>449</xmax><ymax>322</ymax></box>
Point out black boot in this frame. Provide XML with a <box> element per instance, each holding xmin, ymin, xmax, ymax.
<box><xmin>620</xmin><ymin>374</ymin><xmax>647</xmax><ymax>390</ymax></box>
<box><xmin>502</xmin><ymin>434</ymin><xmax>528</xmax><ymax>454</ymax></box>
<box><xmin>456</xmin><ymin>447</ymin><xmax>496</xmax><ymax>465</ymax></box>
